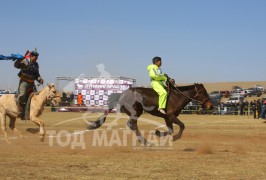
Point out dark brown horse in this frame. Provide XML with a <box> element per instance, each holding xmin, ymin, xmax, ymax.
<box><xmin>88</xmin><ymin>83</ymin><xmax>211</xmax><ymax>144</ymax></box>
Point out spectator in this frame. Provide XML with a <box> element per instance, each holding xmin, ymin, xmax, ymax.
<box><xmin>251</xmin><ymin>100</ymin><xmax>257</xmax><ymax>119</ymax></box>
<box><xmin>259</xmin><ymin>99</ymin><xmax>266</xmax><ymax>119</ymax></box>
<box><xmin>239</xmin><ymin>100</ymin><xmax>244</xmax><ymax>115</ymax></box>
<box><xmin>257</xmin><ymin>99</ymin><xmax>262</xmax><ymax>119</ymax></box>
<box><xmin>77</xmin><ymin>92</ymin><xmax>83</xmax><ymax>106</ymax></box>
<box><xmin>234</xmin><ymin>102</ymin><xmax>238</xmax><ymax>115</ymax></box>
<box><xmin>218</xmin><ymin>102</ymin><xmax>221</xmax><ymax>115</ymax></box>
<box><xmin>70</xmin><ymin>92</ymin><xmax>74</xmax><ymax>106</ymax></box>
<box><xmin>244</xmin><ymin>101</ymin><xmax>249</xmax><ymax>115</ymax></box>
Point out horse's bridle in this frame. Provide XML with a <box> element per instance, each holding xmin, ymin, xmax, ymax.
<box><xmin>169</xmin><ymin>81</ymin><xmax>210</xmax><ymax>105</ymax></box>
<box><xmin>40</xmin><ymin>84</ymin><xmax>60</xmax><ymax>102</ymax></box>
<box><xmin>193</xmin><ymin>84</ymin><xmax>210</xmax><ymax>105</ymax></box>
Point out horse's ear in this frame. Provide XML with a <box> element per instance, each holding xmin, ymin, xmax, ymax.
<box><xmin>47</xmin><ymin>83</ymin><xmax>55</xmax><ymax>89</ymax></box>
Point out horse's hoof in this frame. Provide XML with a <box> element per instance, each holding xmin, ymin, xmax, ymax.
<box><xmin>145</xmin><ymin>142</ymin><xmax>154</xmax><ymax>147</ymax></box>
<box><xmin>154</xmin><ymin>130</ymin><xmax>171</xmax><ymax>137</ymax></box>
<box><xmin>145</xmin><ymin>142</ymin><xmax>155</xmax><ymax>148</ymax></box>
<box><xmin>40</xmin><ymin>136</ymin><xmax>45</xmax><ymax>142</ymax></box>
<box><xmin>172</xmin><ymin>135</ymin><xmax>181</xmax><ymax>141</ymax></box>
<box><xmin>87</xmin><ymin>122</ymin><xmax>97</xmax><ymax>130</ymax></box>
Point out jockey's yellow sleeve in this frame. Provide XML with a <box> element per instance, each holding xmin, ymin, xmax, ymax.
<box><xmin>147</xmin><ymin>64</ymin><xmax>167</xmax><ymax>83</ymax></box>
<box><xmin>147</xmin><ymin>64</ymin><xmax>167</xmax><ymax>109</ymax></box>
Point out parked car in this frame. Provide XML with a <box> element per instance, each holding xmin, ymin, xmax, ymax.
<box><xmin>232</xmin><ymin>86</ymin><xmax>243</xmax><ymax>91</ymax></box>
<box><xmin>209</xmin><ymin>91</ymin><xmax>223</xmax><ymax>98</ymax></box>
<box><xmin>230</xmin><ymin>90</ymin><xmax>248</xmax><ymax>97</ymax></box>
<box><xmin>220</xmin><ymin>91</ymin><xmax>230</xmax><ymax>98</ymax></box>
<box><xmin>255</xmin><ymin>85</ymin><xmax>265</xmax><ymax>92</ymax></box>
<box><xmin>0</xmin><ymin>91</ymin><xmax>11</xmax><ymax>97</ymax></box>
<box><xmin>182</xmin><ymin>100</ymin><xmax>200</xmax><ymax>114</ymax></box>
<box><xmin>246</xmin><ymin>88</ymin><xmax>262</xmax><ymax>97</ymax></box>
<box><xmin>209</xmin><ymin>93</ymin><xmax>222</xmax><ymax>99</ymax></box>
<box><xmin>226</xmin><ymin>95</ymin><xmax>246</xmax><ymax>104</ymax></box>
<box><xmin>209</xmin><ymin>96</ymin><xmax>221</xmax><ymax>106</ymax></box>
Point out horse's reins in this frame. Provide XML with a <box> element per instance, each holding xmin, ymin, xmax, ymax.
<box><xmin>167</xmin><ymin>80</ymin><xmax>209</xmax><ymax>105</ymax></box>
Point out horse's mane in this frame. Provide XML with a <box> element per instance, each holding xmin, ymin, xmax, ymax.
<box><xmin>34</xmin><ymin>86</ymin><xmax>47</xmax><ymax>95</ymax></box>
<box><xmin>35</xmin><ymin>85</ymin><xmax>52</xmax><ymax>96</ymax></box>
<box><xmin>174</xmin><ymin>84</ymin><xmax>195</xmax><ymax>91</ymax></box>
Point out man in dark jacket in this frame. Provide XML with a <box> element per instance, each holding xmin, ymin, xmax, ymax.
<box><xmin>259</xmin><ymin>99</ymin><xmax>266</xmax><ymax>119</ymax></box>
<box><xmin>251</xmin><ymin>100</ymin><xmax>257</xmax><ymax>119</ymax></box>
<box><xmin>14</xmin><ymin>50</ymin><xmax>44</xmax><ymax>119</ymax></box>
<box><xmin>257</xmin><ymin>99</ymin><xmax>262</xmax><ymax>119</ymax></box>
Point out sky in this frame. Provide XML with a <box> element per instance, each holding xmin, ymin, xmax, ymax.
<box><xmin>0</xmin><ymin>0</ymin><xmax>266</xmax><ymax>90</ymax></box>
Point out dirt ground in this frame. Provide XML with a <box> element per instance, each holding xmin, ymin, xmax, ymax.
<box><xmin>1</xmin><ymin>111</ymin><xmax>266</xmax><ymax>179</ymax></box>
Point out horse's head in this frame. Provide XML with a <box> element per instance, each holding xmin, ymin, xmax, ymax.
<box><xmin>194</xmin><ymin>83</ymin><xmax>212</xmax><ymax>109</ymax></box>
<box><xmin>46</xmin><ymin>84</ymin><xmax>61</xmax><ymax>106</ymax></box>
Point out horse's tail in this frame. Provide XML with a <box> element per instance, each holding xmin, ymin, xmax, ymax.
<box><xmin>88</xmin><ymin>92</ymin><xmax>122</xmax><ymax>130</ymax></box>
<box><xmin>87</xmin><ymin>108</ymin><xmax>113</xmax><ymax>129</ymax></box>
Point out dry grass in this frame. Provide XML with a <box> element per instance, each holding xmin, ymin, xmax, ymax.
<box><xmin>1</xmin><ymin>112</ymin><xmax>266</xmax><ymax>179</ymax></box>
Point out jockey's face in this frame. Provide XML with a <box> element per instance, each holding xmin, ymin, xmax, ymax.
<box><xmin>30</xmin><ymin>55</ymin><xmax>38</xmax><ymax>63</ymax></box>
<box><xmin>155</xmin><ymin>60</ymin><xmax>162</xmax><ymax>67</ymax></box>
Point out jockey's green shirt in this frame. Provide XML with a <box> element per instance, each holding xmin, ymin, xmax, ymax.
<box><xmin>147</xmin><ymin>64</ymin><xmax>167</xmax><ymax>109</ymax></box>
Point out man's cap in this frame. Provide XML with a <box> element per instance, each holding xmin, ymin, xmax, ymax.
<box><xmin>31</xmin><ymin>51</ymin><xmax>39</xmax><ymax>57</ymax></box>
<box><xmin>152</xmin><ymin>56</ymin><xmax>161</xmax><ymax>64</ymax></box>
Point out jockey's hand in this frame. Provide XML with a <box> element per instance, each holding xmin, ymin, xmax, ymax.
<box><xmin>164</xmin><ymin>73</ymin><xmax>169</xmax><ymax>79</ymax></box>
<box><xmin>169</xmin><ymin>78</ymin><xmax>175</xmax><ymax>84</ymax></box>
<box><xmin>38</xmin><ymin>77</ymin><xmax>44</xmax><ymax>84</ymax></box>
<box><xmin>19</xmin><ymin>59</ymin><xmax>28</xmax><ymax>69</ymax></box>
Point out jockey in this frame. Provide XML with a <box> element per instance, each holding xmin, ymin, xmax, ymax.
<box><xmin>14</xmin><ymin>50</ymin><xmax>44</xmax><ymax>119</ymax></box>
<box><xmin>147</xmin><ymin>56</ymin><xmax>168</xmax><ymax>114</ymax></box>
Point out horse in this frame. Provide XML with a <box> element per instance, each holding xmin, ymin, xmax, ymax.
<box><xmin>0</xmin><ymin>84</ymin><xmax>61</xmax><ymax>142</ymax></box>
<box><xmin>88</xmin><ymin>83</ymin><xmax>212</xmax><ymax>145</ymax></box>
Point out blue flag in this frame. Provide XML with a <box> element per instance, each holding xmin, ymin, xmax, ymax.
<box><xmin>0</xmin><ymin>53</ymin><xmax>24</xmax><ymax>61</ymax></box>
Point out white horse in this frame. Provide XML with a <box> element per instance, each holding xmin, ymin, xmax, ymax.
<box><xmin>0</xmin><ymin>84</ymin><xmax>61</xmax><ymax>142</ymax></box>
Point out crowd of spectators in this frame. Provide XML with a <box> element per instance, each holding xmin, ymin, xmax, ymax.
<box><xmin>215</xmin><ymin>99</ymin><xmax>266</xmax><ymax>118</ymax></box>
<box><xmin>182</xmin><ymin>97</ymin><xmax>266</xmax><ymax>119</ymax></box>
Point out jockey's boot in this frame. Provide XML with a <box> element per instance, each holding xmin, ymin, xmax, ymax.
<box><xmin>17</xmin><ymin>103</ymin><xmax>26</xmax><ymax>120</ymax></box>
<box><xmin>158</xmin><ymin>108</ymin><xmax>166</xmax><ymax>114</ymax></box>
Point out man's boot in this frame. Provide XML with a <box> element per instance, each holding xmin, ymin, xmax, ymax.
<box><xmin>17</xmin><ymin>103</ymin><xmax>26</xmax><ymax>120</ymax></box>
